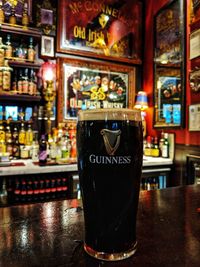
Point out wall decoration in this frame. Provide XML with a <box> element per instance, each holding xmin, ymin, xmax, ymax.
<box><xmin>57</xmin><ymin>57</ymin><xmax>136</xmax><ymax>121</ymax></box>
<box><xmin>153</xmin><ymin>0</ymin><xmax>186</xmax><ymax>128</ymax></box>
<box><xmin>57</xmin><ymin>0</ymin><xmax>142</xmax><ymax>64</ymax></box>
<box><xmin>41</xmin><ymin>35</ymin><xmax>54</xmax><ymax>57</ymax></box>
<box><xmin>35</xmin><ymin>0</ymin><xmax>56</xmax><ymax>35</ymax></box>
<box><xmin>189</xmin><ymin>104</ymin><xmax>200</xmax><ymax>131</ymax></box>
<box><xmin>3</xmin><ymin>0</ymin><xmax>32</xmax><ymax>22</ymax></box>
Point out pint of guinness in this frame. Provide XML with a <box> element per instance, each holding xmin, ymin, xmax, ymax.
<box><xmin>76</xmin><ymin>108</ymin><xmax>143</xmax><ymax>261</ymax></box>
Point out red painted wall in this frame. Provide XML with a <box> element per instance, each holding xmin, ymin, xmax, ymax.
<box><xmin>144</xmin><ymin>0</ymin><xmax>200</xmax><ymax>146</ymax></box>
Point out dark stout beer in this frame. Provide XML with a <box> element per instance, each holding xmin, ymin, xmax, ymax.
<box><xmin>77</xmin><ymin>109</ymin><xmax>143</xmax><ymax>261</ymax></box>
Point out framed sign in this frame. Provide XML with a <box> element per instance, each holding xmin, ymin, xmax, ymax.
<box><xmin>57</xmin><ymin>57</ymin><xmax>136</xmax><ymax>121</ymax></box>
<box><xmin>57</xmin><ymin>0</ymin><xmax>142</xmax><ymax>64</ymax></box>
<box><xmin>189</xmin><ymin>104</ymin><xmax>200</xmax><ymax>131</ymax></box>
<box><xmin>41</xmin><ymin>35</ymin><xmax>54</xmax><ymax>57</ymax></box>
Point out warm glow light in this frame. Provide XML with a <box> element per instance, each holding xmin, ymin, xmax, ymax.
<box><xmin>41</xmin><ymin>61</ymin><xmax>56</xmax><ymax>82</ymax></box>
<box><xmin>134</xmin><ymin>91</ymin><xmax>148</xmax><ymax>111</ymax></box>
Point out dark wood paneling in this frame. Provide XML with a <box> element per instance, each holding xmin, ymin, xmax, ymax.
<box><xmin>172</xmin><ymin>144</ymin><xmax>200</xmax><ymax>186</ymax></box>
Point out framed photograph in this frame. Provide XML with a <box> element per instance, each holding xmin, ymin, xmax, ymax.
<box><xmin>57</xmin><ymin>0</ymin><xmax>142</xmax><ymax>64</ymax></box>
<box><xmin>189</xmin><ymin>104</ymin><xmax>200</xmax><ymax>131</ymax></box>
<box><xmin>190</xmin><ymin>29</ymin><xmax>200</xmax><ymax>59</ymax></box>
<box><xmin>41</xmin><ymin>35</ymin><xmax>54</xmax><ymax>57</ymax></box>
<box><xmin>57</xmin><ymin>57</ymin><xmax>136</xmax><ymax>121</ymax></box>
<box><xmin>40</xmin><ymin>8</ymin><xmax>53</xmax><ymax>25</ymax></box>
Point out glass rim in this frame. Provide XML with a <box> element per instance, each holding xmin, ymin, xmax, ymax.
<box><xmin>77</xmin><ymin>108</ymin><xmax>142</xmax><ymax>121</ymax></box>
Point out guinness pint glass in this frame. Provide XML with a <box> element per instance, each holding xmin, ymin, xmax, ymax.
<box><xmin>76</xmin><ymin>108</ymin><xmax>143</xmax><ymax>261</ymax></box>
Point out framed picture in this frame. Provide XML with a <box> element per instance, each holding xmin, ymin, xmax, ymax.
<box><xmin>57</xmin><ymin>57</ymin><xmax>136</xmax><ymax>121</ymax></box>
<box><xmin>41</xmin><ymin>35</ymin><xmax>54</xmax><ymax>57</ymax></box>
<box><xmin>40</xmin><ymin>8</ymin><xmax>53</xmax><ymax>25</ymax></box>
<box><xmin>189</xmin><ymin>104</ymin><xmax>200</xmax><ymax>131</ymax></box>
<box><xmin>3</xmin><ymin>0</ymin><xmax>32</xmax><ymax>21</ymax></box>
<box><xmin>190</xmin><ymin>29</ymin><xmax>200</xmax><ymax>59</ymax></box>
<box><xmin>153</xmin><ymin>0</ymin><xmax>186</xmax><ymax>129</ymax></box>
<box><xmin>57</xmin><ymin>0</ymin><xmax>142</xmax><ymax>64</ymax></box>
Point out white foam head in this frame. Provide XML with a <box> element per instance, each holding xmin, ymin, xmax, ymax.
<box><xmin>78</xmin><ymin>108</ymin><xmax>142</xmax><ymax>121</ymax></box>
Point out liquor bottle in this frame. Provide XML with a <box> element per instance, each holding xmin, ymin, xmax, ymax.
<box><xmin>6</xmin><ymin>136</ymin><xmax>12</xmax><ymax>158</ymax></box>
<box><xmin>0</xmin><ymin>122</ymin><xmax>5</xmax><ymax>141</ymax></box>
<box><xmin>22</xmin><ymin>68</ymin><xmax>29</xmax><ymax>94</ymax></box>
<box><xmin>162</xmin><ymin>133</ymin><xmax>169</xmax><ymax>158</ymax></box>
<box><xmin>17</xmin><ymin>69</ymin><xmax>23</xmax><ymax>94</ymax></box>
<box><xmin>27</xmin><ymin>37</ymin><xmax>35</xmax><ymax>62</ymax></box>
<box><xmin>159</xmin><ymin>131</ymin><xmax>165</xmax><ymax>154</ymax></box>
<box><xmin>14</xmin><ymin>179</ymin><xmax>21</xmax><ymax>203</ymax></box>
<box><xmin>0</xmin><ymin>37</ymin><xmax>5</xmax><ymax>67</ymax></box>
<box><xmin>28</xmin><ymin>68</ymin><xmax>37</xmax><ymax>95</ymax></box>
<box><xmin>18</xmin><ymin>122</ymin><xmax>26</xmax><ymax>145</ymax></box>
<box><xmin>151</xmin><ymin>137</ymin><xmax>160</xmax><ymax>157</ymax></box>
<box><xmin>0</xmin><ymin>0</ymin><xmax>5</xmax><ymax>24</ymax></box>
<box><xmin>12</xmin><ymin>138</ymin><xmax>20</xmax><ymax>159</ymax></box>
<box><xmin>5</xmin><ymin>34</ymin><xmax>13</xmax><ymax>59</ymax></box>
<box><xmin>25</xmin><ymin>124</ymin><xmax>33</xmax><ymax>145</ymax></box>
<box><xmin>0</xmin><ymin>66</ymin><xmax>3</xmax><ymax>92</ymax></box>
<box><xmin>22</xmin><ymin>2</ymin><xmax>29</xmax><ymax>28</ymax></box>
<box><xmin>39</xmin><ymin>134</ymin><xmax>47</xmax><ymax>165</ymax></box>
<box><xmin>12</xmin><ymin>69</ymin><xmax>18</xmax><ymax>93</ymax></box>
<box><xmin>144</xmin><ymin>136</ymin><xmax>152</xmax><ymax>157</ymax></box>
<box><xmin>2</xmin><ymin>60</ymin><xmax>12</xmax><ymax>91</ymax></box>
<box><xmin>9</xmin><ymin>6</ymin><xmax>16</xmax><ymax>25</ymax></box>
<box><xmin>20</xmin><ymin>179</ymin><xmax>27</xmax><ymax>202</ymax></box>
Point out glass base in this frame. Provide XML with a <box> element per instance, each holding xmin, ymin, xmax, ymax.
<box><xmin>84</xmin><ymin>241</ymin><xmax>137</xmax><ymax>261</ymax></box>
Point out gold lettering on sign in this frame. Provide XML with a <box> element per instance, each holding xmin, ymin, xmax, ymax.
<box><xmin>73</xmin><ymin>26</ymin><xmax>86</xmax><ymax>39</ymax></box>
<box><xmin>68</xmin><ymin>1</ymin><xmax>134</xmax><ymax>28</ymax></box>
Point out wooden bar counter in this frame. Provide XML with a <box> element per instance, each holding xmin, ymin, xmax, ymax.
<box><xmin>0</xmin><ymin>185</ymin><xmax>200</xmax><ymax>267</ymax></box>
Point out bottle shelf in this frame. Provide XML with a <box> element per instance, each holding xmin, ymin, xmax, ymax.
<box><xmin>0</xmin><ymin>23</ymin><xmax>42</xmax><ymax>39</ymax></box>
<box><xmin>7</xmin><ymin>59</ymin><xmax>42</xmax><ymax>69</ymax></box>
<box><xmin>0</xmin><ymin>93</ymin><xmax>41</xmax><ymax>103</ymax></box>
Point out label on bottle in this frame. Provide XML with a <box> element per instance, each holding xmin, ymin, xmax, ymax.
<box><xmin>162</xmin><ymin>144</ymin><xmax>169</xmax><ymax>158</ymax></box>
<box><xmin>19</xmin><ymin>132</ymin><xmax>26</xmax><ymax>144</ymax></box>
<box><xmin>28</xmin><ymin>48</ymin><xmax>35</xmax><ymax>62</ymax></box>
<box><xmin>39</xmin><ymin>150</ymin><xmax>47</xmax><ymax>161</ymax></box>
<box><xmin>5</xmin><ymin>46</ymin><xmax>12</xmax><ymax>58</ymax></box>
<box><xmin>3</xmin><ymin>71</ymin><xmax>11</xmax><ymax>91</ymax></box>
<box><xmin>18</xmin><ymin>80</ymin><xmax>23</xmax><ymax>94</ymax></box>
<box><xmin>22</xmin><ymin>80</ymin><xmax>29</xmax><ymax>94</ymax></box>
<box><xmin>0</xmin><ymin>48</ymin><xmax>4</xmax><ymax>66</ymax></box>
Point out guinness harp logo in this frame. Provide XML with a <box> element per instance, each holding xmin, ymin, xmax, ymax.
<box><xmin>100</xmin><ymin>129</ymin><xmax>121</xmax><ymax>155</ymax></box>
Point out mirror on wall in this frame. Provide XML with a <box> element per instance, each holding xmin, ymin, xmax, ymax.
<box><xmin>153</xmin><ymin>0</ymin><xmax>186</xmax><ymax>128</ymax></box>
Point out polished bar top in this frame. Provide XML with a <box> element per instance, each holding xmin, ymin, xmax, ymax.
<box><xmin>1</xmin><ymin>185</ymin><xmax>199</xmax><ymax>267</ymax></box>
<box><xmin>0</xmin><ymin>157</ymin><xmax>173</xmax><ymax>176</ymax></box>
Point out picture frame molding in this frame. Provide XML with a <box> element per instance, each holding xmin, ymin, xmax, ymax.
<box><xmin>57</xmin><ymin>57</ymin><xmax>136</xmax><ymax>122</ymax></box>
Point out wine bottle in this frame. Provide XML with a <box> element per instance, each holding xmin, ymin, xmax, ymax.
<box><xmin>39</xmin><ymin>134</ymin><xmax>47</xmax><ymax>165</ymax></box>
